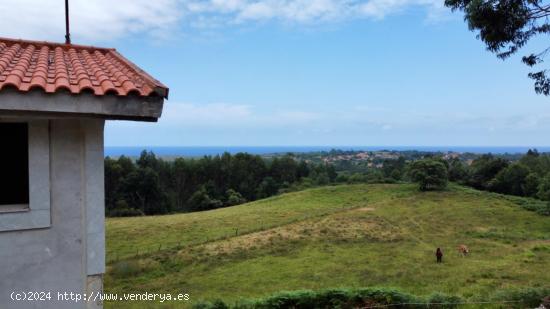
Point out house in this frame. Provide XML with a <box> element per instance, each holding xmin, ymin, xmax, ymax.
<box><xmin>0</xmin><ymin>37</ymin><xmax>168</xmax><ymax>309</ymax></box>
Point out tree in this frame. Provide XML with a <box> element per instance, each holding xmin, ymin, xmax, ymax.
<box><xmin>229</xmin><ymin>153</ymin><xmax>267</xmax><ymax>200</ymax></box>
<box><xmin>524</xmin><ymin>172</ymin><xmax>540</xmax><ymax>197</ymax></box>
<box><xmin>117</xmin><ymin>155</ymin><xmax>136</xmax><ymax>175</ymax></box>
<box><xmin>519</xmin><ymin>149</ymin><xmax>550</xmax><ymax>177</ymax></box>
<box><xmin>537</xmin><ymin>173</ymin><xmax>550</xmax><ymax>200</ymax></box>
<box><xmin>256</xmin><ymin>176</ymin><xmax>279</xmax><ymax>198</ymax></box>
<box><xmin>390</xmin><ymin>169</ymin><xmax>403</xmax><ymax>181</ymax></box>
<box><xmin>122</xmin><ymin>167</ymin><xmax>169</xmax><ymax>215</ymax></box>
<box><xmin>448</xmin><ymin>158</ymin><xmax>469</xmax><ymax>183</ymax></box>
<box><xmin>445</xmin><ymin>0</ymin><xmax>550</xmax><ymax>95</ymax></box>
<box><xmin>313</xmin><ymin>172</ymin><xmax>330</xmax><ymax>185</ymax></box>
<box><xmin>382</xmin><ymin>157</ymin><xmax>406</xmax><ymax>180</ymax></box>
<box><xmin>409</xmin><ymin>159</ymin><xmax>449</xmax><ymax>191</ymax></box>
<box><xmin>137</xmin><ymin>150</ymin><xmax>160</xmax><ymax>170</ymax></box>
<box><xmin>325</xmin><ymin>164</ymin><xmax>338</xmax><ymax>182</ymax></box>
<box><xmin>270</xmin><ymin>155</ymin><xmax>299</xmax><ymax>184</ymax></box>
<box><xmin>104</xmin><ymin>156</ymin><xmax>137</xmax><ymax>214</ymax></box>
<box><xmin>468</xmin><ymin>155</ymin><xmax>509</xmax><ymax>189</ymax></box>
<box><xmin>488</xmin><ymin>163</ymin><xmax>530</xmax><ymax>196</ymax></box>
<box><xmin>172</xmin><ymin>158</ymin><xmax>194</xmax><ymax>211</ymax></box>
<box><xmin>297</xmin><ymin>161</ymin><xmax>311</xmax><ymax>179</ymax></box>
<box><xmin>104</xmin><ymin>157</ymin><xmax>123</xmax><ymax>213</ymax></box>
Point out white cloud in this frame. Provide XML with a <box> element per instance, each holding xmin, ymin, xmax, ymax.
<box><xmin>0</xmin><ymin>0</ymin><xmax>181</xmax><ymax>42</ymax></box>
<box><xmin>105</xmin><ymin>102</ymin><xmax>550</xmax><ymax>146</ymax></box>
<box><xmin>106</xmin><ymin>101</ymin><xmax>327</xmax><ymax>145</ymax></box>
<box><xmin>152</xmin><ymin>102</ymin><xmax>322</xmax><ymax>128</ymax></box>
<box><xmin>0</xmin><ymin>0</ymin><xmax>447</xmax><ymax>42</ymax></box>
<box><xmin>275</xmin><ymin>111</ymin><xmax>322</xmax><ymax>122</ymax></box>
<box><xmin>358</xmin><ymin>0</ymin><xmax>445</xmax><ymax>20</ymax></box>
<box><xmin>157</xmin><ymin>102</ymin><xmax>550</xmax><ymax>134</ymax></box>
<box><xmin>184</xmin><ymin>0</ymin><xmax>446</xmax><ymax>26</ymax></box>
<box><xmin>351</xmin><ymin>104</ymin><xmax>550</xmax><ymax>132</ymax></box>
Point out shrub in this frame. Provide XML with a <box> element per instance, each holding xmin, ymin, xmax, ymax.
<box><xmin>536</xmin><ymin>202</ymin><xmax>550</xmax><ymax>216</ymax></box>
<box><xmin>505</xmin><ymin>195</ymin><xmax>550</xmax><ymax>216</ymax></box>
<box><xmin>108</xmin><ymin>207</ymin><xmax>145</xmax><ymax>217</ymax></box>
<box><xmin>287</xmin><ymin>178</ymin><xmax>316</xmax><ymax>192</ymax></box>
<box><xmin>256</xmin><ymin>290</ymin><xmax>351</xmax><ymax>308</ymax></box>
<box><xmin>347</xmin><ymin>173</ymin><xmax>368</xmax><ymax>184</ymax></box>
<box><xmin>110</xmin><ymin>260</ymin><xmax>141</xmax><ymax>278</ymax></box>
<box><xmin>193</xmin><ymin>288</ymin><xmax>424</xmax><ymax>309</ymax></box>
<box><xmin>225</xmin><ymin>189</ymin><xmax>247</xmax><ymax>206</ymax></box>
<box><xmin>352</xmin><ymin>287</ymin><xmax>421</xmax><ymax>306</ymax></box>
<box><xmin>335</xmin><ymin>174</ymin><xmax>349</xmax><ymax>183</ymax></box>
<box><xmin>188</xmin><ymin>187</ymin><xmax>223</xmax><ymax>211</ymax></box>
<box><xmin>427</xmin><ymin>292</ymin><xmax>463</xmax><ymax>308</ymax></box>
<box><xmin>492</xmin><ymin>287</ymin><xmax>550</xmax><ymax>308</ymax></box>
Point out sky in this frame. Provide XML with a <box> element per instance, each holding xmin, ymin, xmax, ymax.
<box><xmin>1</xmin><ymin>0</ymin><xmax>550</xmax><ymax>146</ymax></box>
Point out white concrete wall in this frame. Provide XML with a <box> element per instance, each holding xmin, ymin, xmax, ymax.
<box><xmin>0</xmin><ymin>118</ymin><xmax>105</xmax><ymax>309</ymax></box>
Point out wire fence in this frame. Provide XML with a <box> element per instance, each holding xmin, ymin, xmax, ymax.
<box><xmin>360</xmin><ymin>300</ymin><xmax>528</xmax><ymax>308</ymax></box>
<box><xmin>106</xmin><ymin>205</ymin><xmax>359</xmax><ymax>264</ymax></box>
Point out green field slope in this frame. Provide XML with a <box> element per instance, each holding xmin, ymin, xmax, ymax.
<box><xmin>104</xmin><ymin>184</ymin><xmax>550</xmax><ymax>308</ymax></box>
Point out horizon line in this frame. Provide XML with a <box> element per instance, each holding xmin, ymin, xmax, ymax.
<box><xmin>104</xmin><ymin>145</ymin><xmax>550</xmax><ymax>148</ymax></box>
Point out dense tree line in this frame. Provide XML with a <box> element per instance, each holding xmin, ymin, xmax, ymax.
<box><xmin>105</xmin><ymin>151</ymin><xmax>337</xmax><ymax>216</ymax></box>
<box><xmin>403</xmin><ymin>149</ymin><xmax>550</xmax><ymax>202</ymax></box>
<box><xmin>104</xmin><ymin>149</ymin><xmax>550</xmax><ymax>217</ymax></box>
<box><xmin>356</xmin><ymin>149</ymin><xmax>550</xmax><ymax>203</ymax></box>
<box><xmin>456</xmin><ymin>149</ymin><xmax>550</xmax><ymax>200</ymax></box>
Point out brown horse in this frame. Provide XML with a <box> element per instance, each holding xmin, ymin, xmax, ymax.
<box><xmin>458</xmin><ymin>244</ymin><xmax>469</xmax><ymax>257</ymax></box>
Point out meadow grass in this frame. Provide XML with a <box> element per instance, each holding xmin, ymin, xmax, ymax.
<box><xmin>106</xmin><ymin>184</ymin><xmax>404</xmax><ymax>261</ymax></box>
<box><xmin>104</xmin><ymin>184</ymin><xmax>550</xmax><ymax>308</ymax></box>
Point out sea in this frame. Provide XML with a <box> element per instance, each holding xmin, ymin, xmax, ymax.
<box><xmin>104</xmin><ymin>146</ymin><xmax>550</xmax><ymax>157</ymax></box>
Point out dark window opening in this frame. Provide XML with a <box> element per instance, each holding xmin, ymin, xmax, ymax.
<box><xmin>0</xmin><ymin>123</ymin><xmax>29</xmax><ymax>205</ymax></box>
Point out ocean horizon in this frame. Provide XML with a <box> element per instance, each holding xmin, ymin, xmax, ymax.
<box><xmin>104</xmin><ymin>146</ymin><xmax>550</xmax><ymax>157</ymax></box>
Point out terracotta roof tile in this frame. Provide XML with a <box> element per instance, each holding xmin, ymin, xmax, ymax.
<box><xmin>0</xmin><ymin>37</ymin><xmax>168</xmax><ymax>98</ymax></box>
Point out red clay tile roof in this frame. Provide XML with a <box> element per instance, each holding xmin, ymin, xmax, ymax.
<box><xmin>0</xmin><ymin>37</ymin><xmax>168</xmax><ymax>98</ymax></box>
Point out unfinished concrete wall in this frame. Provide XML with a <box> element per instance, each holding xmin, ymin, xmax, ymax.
<box><xmin>0</xmin><ymin>118</ymin><xmax>105</xmax><ymax>309</ymax></box>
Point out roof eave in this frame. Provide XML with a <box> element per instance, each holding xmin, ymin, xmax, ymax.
<box><xmin>0</xmin><ymin>89</ymin><xmax>165</xmax><ymax>122</ymax></box>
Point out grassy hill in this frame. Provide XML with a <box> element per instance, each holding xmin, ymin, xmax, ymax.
<box><xmin>104</xmin><ymin>184</ymin><xmax>550</xmax><ymax>308</ymax></box>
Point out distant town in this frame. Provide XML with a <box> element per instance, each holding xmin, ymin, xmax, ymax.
<box><xmin>283</xmin><ymin>149</ymin><xmax>527</xmax><ymax>170</ymax></box>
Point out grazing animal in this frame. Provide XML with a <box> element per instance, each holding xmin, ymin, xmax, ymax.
<box><xmin>458</xmin><ymin>244</ymin><xmax>469</xmax><ymax>257</ymax></box>
<box><xmin>436</xmin><ymin>247</ymin><xmax>443</xmax><ymax>263</ymax></box>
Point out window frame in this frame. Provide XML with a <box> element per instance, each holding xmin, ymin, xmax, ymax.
<box><xmin>0</xmin><ymin>119</ymin><xmax>51</xmax><ymax>232</ymax></box>
<box><xmin>0</xmin><ymin>122</ymin><xmax>30</xmax><ymax>208</ymax></box>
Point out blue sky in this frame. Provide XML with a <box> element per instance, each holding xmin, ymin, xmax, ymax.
<box><xmin>2</xmin><ymin>0</ymin><xmax>550</xmax><ymax>146</ymax></box>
